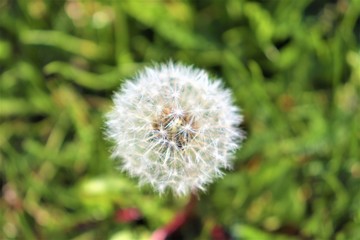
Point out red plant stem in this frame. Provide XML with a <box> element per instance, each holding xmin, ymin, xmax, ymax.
<box><xmin>151</xmin><ymin>193</ymin><xmax>198</xmax><ymax>240</ymax></box>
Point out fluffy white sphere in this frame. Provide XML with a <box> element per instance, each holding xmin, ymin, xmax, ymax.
<box><xmin>105</xmin><ymin>62</ymin><xmax>244</xmax><ymax>196</ymax></box>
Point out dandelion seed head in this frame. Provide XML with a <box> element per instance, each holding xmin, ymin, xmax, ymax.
<box><xmin>105</xmin><ymin>62</ymin><xmax>245</xmax><ymax>196</ymax></box>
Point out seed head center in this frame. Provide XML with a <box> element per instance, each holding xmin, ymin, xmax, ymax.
<box><xmin>151</xmin><ymin>107</ymin><xmax>197</xmax><ymax>149</ymax></box>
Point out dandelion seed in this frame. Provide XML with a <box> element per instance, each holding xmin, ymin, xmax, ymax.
<box><xmin>105</xmin><ymin>62</ymin><xmax>245</xmax><ymax>196</ymax></box>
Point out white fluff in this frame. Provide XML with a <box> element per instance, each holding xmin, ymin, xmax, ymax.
<box><xmin>105</xmin><ymin>62</ymin><xmax>245</xmax><ymax>196</ymax></box>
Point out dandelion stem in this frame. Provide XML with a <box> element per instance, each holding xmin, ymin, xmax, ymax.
<box><xmin>150</xmin><ymin>192</ymin><xmax>198</xmax><ymax>240</ymax></box>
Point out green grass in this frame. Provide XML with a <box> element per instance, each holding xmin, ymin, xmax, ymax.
<box><xmin>1</xmin><ymin>0</ymin><xmax>359</xmax><ymax>239</ymax></box>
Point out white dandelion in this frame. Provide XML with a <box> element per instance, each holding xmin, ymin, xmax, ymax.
<box><xmin>105</xmin><ymin>62</ymin><xmax>245</xmax><ymax>196</ymax></box>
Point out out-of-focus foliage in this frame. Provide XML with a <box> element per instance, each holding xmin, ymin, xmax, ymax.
<box><xmin>0</xmin><ymin>0</ymin><xmax>359</xmax><ymax>239</ymax></box>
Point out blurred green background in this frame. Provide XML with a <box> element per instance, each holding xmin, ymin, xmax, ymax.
<box><xmin>1</xmin><ymin>0</ymin><xmax>359</xmax><ymax>239</ymax></box>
